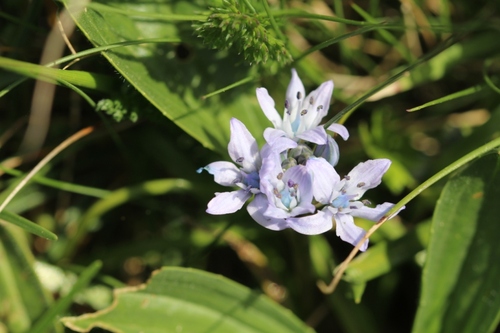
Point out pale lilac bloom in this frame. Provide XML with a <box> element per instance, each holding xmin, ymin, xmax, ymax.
<box><xmin>197</xmin><ymin>118</ymin><xmax>262</xmax><ymax>215</ymax></box>
<box><xmin>246</xmin><ymin>145</ymin><xmax>335</xmax><ymax>235</ymax></box>
<box><xmin>322</xmin><ymin>159</ymin><xmax>403</xmax><ymax>251</ymax></box>
<box><xmin>256</xmin><ymin>69</ymin><xmax>349</xmax><ymax>147</ymax></box>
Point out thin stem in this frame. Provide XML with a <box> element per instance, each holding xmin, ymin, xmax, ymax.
<box><xmin>0</xmin><ymin>127</ymin><xmax>94</xmax><ymax>214</ymax></box>
<box><xmin>241</xmin><ymin>0</ymin><xmax>257</xmax><ymax>14</ymax></box>
<box><xmin>260</xmin><ymin>0</ymin><xmax>287</xmax><ymax>42</ymax></box>
<box><xmin>202</xmin><ymin>75</ymin><xmax>256</xmax><ymax>99</ymax></box>
<box><xmin>318</xmin><ymin>136</ymin><xmax>500</xmax><ymax>294</ymax></box>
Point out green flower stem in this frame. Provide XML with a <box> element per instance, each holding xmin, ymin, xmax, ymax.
<box><xmin>407</xmin><ymin>84</ymin><xmax>484</xmax><ymax>112</ymax></box>
<box><xmin>260</xmin><ymin>0</ymin><xmax>287</xmax><ymax>42</ymax></box>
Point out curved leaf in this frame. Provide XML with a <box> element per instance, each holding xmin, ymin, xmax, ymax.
<box><xmin>62</xmin><ymin>0</ymin><xmax>270</xmax><ymax>152</ymax></box>
<box><xmin>412</xmin><ymin>154</ymin><xmax>500</xmax><ymax>333</ymax></box>
<box><xmin>61</xmin><ymin>267</ymin><xmax>315</xmax><ymax>333</ymax></box>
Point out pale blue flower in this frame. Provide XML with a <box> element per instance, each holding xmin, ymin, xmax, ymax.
<box><xmin>256</xmin><ymin>69</ymin><xmax>349</xmax><ymax>147</ymax></box>
<box><xmin>197</xmin><ymin>118</ymin><xmax>262</xmax><ymax>215</ymax></box>
<box><xmin>322</xmin><ymin>159</ymin><xmax>403</xmax><ymax>251</ymax></box>
<box><xmin>247</xmin><ymin>145</ymin><xmax>316</xmax><ymax>232</ymax></box>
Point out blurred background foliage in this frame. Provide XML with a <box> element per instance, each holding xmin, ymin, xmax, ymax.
<box><xmin>0</xmin><ymin>0</ymin><xmax>499</xmax><ymax>332</ymax></box>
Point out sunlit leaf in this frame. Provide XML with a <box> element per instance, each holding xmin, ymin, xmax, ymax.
<box><xmin>61</xmin><ymin>267</ymin><xmax>315</xmax><ymax>333</ymax></box>
<box><xmin>412</xmin><ymin>154</ymin><xmax>500</xmax><ymax>333</ymax></box>
<box><xmin>62</xmin><ymin>0</ymin><xmax>270</xmax><ymax>153</ymax></box>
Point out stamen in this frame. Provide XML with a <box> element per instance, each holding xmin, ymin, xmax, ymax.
<box><xmin>273</xmin><ymin>188</ymin><xmax>282</xmax><ymax>199</ymax></box>
<box><xmin>284</xmin><ymin>99</ymin><xmax>289</xmax><ymax>110</ymax></box>
<box><xmin>357</xmin><ymin>182</ymin><xmax>365</xmax><ymax>188</ymax></box>
<box><xmin>309</xmin><ymin>96</ymin><xmax>314</xmax><ymax>104</ymax></box>
<box><xmin>236</xmin><ymin>157</ymin><xmax>244</xmax><ymax>163</ymax></box>
<box><xmin>296</xmin><ymin>91</ymin><xmax>302</xmax><ymax>100</ymax></box>
<box><xmin>345</xmin><ymin>175</ymin><xmax>351</xmax><ymax>181</ymax></box>
<box><xmin>287</xmin><ymin>180</ymin><xmax>295</xmax><ymax>187</ymax></box>
<box><xmin>362</xmin><ymin>199</ymin><xmax>371</xmax><ymax>206</ymax></box>
<box><xmin>277</xmin><ymin>172</ymin><xmax>283</xmax><ymax>180</ymax></box>
<box><xmin>317</xmin><ymin>105</ymin><xmax>323</xmax><ymax>111</ymax></box>
<box><xmin>300</xmin><ymin>109</ymin><xmax>307</xmax><ymax>116</ymax></box>
<box><xmin>350</xmin><ymin>206</ymin><xmax>357</xmax><ymax>209</ymax></box>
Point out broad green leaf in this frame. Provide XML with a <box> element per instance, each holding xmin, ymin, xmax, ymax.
<box><xmin>0</xmin><ymin>224</ymin><xmax>52</xmax><ymax>333</ymax></box>
<box><xmin>61</xmin><ymin>267</ymin><xmax>315</xmax><ymax>333</ymax></box>
<box><xmin>62</xmin><ymin>0</ymin><xmax>270</xmax><ymax>152</ymax></box>
<box><xmin>412</xmin><ymin>154</ymin><xmax>500</xmax><ymax>333</ymax></box>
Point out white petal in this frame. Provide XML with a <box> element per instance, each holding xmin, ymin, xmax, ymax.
<box><xmin>350</xmin><ymin>202</ymin><xmax>404</xmax><ymax>221</ymax></box>
<box><xmin>256</xmin><ymin>88</ymin><xmax>282</xmax><ymax>129</ymax></box>
<box><xmin>345</xmin><ymin>159</ymin><xmax>391</xmax><ymax>199</ymax></box>
<box><xmin>327</xmin><ymin>123</ymin><xmax>349</xmax><ymax>140</ymax></box>
<box><xmin>263</xmin><ymin>129</ymin><xmax>297</xmax><ymax>152</ymax></box>
<box><xmin>299</xmin><ymin>80</ymin><xmax>333</xmax><ymax>131</ymax></box>
<box><xmin>306</xmin><ymin>157</ymin><xmax>340</xmax><ymax>204</ymax></box>
<box><xmin>247</xmin><ymin>194</ymin><xmax>289</xmax><ymax>231</ymax></box>
<box><xmin>296</xmin><ymin>126</ymin><xmax>328</xmax><ymax>145</ymax></box>
<box><xmin>202</xmin><ymin>161</ymin><xmax>240</xmax><ymax>186</ymax></box>
<box><xmin>286</xmin><ymin>209</ymin><xmax>333</xmax><ymax>235</ymax></box>
<box><xmin>285</xmin><ymin>69</ymin><xmax>306</xmax><ymax>117</ymax></box>
<box><xmin>206</xmin><ymin>190</ymin><xmax>251</xmax><ymax>215</ymax></box>
<box><xmin>334</xmin><ymin>212</ymin><xmax>369</xmax><ymax>251</ymax></box>
<box><xmin>228</xmin><ymin>118</ymin><xmax>260</xmax><ymax>172</ymax></box>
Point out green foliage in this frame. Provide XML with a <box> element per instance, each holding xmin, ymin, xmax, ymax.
<box><xmin>412</xmin><ymin>154</ymin><xmax>500</xmax><ymax>333</ymax></box>
<box><xmin>62</xmin><ymin>267</ymin><xmax>315</xmax><ymax>333</ymax></box>
<box><xmin>194</xmin><ymin>0</ymin><xmax>292</xmax><ymax>66</ymax></box>
<box><xmin>1</xmin><ymin>0</ymin><xmax>500</xmax><ymax>332</ymax></box>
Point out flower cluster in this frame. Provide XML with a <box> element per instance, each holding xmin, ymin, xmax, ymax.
<box><xmin>198</xmin><ymin>69</ymin><xmax>402</xmax><ymax>251</ymax></box>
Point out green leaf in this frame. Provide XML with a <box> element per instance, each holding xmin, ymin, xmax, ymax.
<box><xmin>61</xmin><ymin>267</ymin><xmax>315</xmax><ymax>333</ymax></box>
<box><xmin>62</xmin><ymin>0</ymin><xmax>270</xmax><ymax>152</ymax></box>
<box><xmin>0</xmin><ymin>210</ymin><xmax>57</xmax><ymax>240</ymax></box>
<box><xmin>0</xmin><ymin>56</ymin><xmax>115</xmax><ymax>93</ymax></box>
<box><xmin>0</xmin><ymin>225</ymin><xmax>52</xmax><ymax>333</ymax></box>
<box><xmin>412</xmin><ymin>154</ymin><xmax>500</xmax><ymax>333</ymax></box>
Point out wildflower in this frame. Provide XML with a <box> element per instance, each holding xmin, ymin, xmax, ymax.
<box><xmin>256</xmin><ymin>69</ymin><xmax>348</xmax><ymax>148</ymax></box>
<box><xmin>322</xmin><ymin>159</ymin><xmax>403</xmax><ymax>251</ymax></box>
<box><xmin>197</xmin><ymin>118</ymin><xmax>262</xmax><ymax>214</ymax></box>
